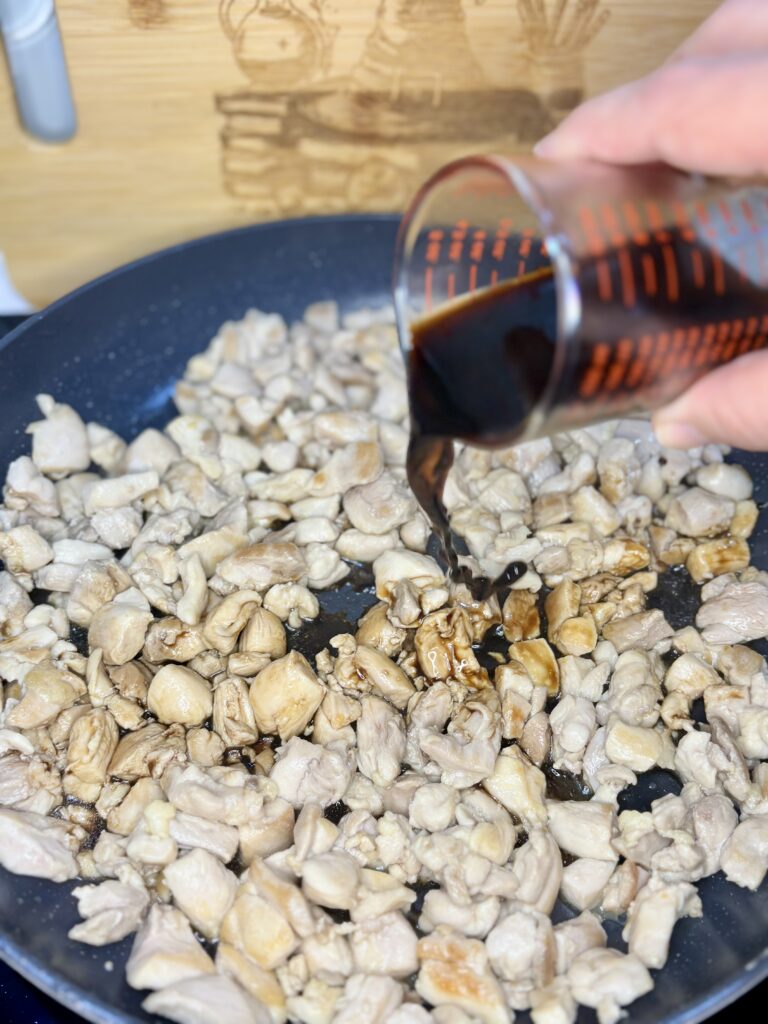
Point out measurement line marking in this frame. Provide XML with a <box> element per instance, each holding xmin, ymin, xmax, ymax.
<box><xmin>597</xmin><ymin>259</ymin><xmax>613</xmax><ymax>301</ymax></box>
<box><xmin>424</xmin><ymin>266</ymin><xmax>433</xmax><ymax>311</ymax></box>
<box><xmin>617</xmin><ymin>248</ymin><xmax>636</xmax><ymax>308</ymax></box>
<box><xmin>661</xmin><ymin>246</ymin><xmax>679</xmax><ymax>301</ymax></box>
<box><xmin>641</xmin><ymin>253</ymin><xmax>657</xmax><ymax>296</ymax></box>
<box><xmin>468</xmin><ymin>264</ymin><xmax>477</xmax><ymax>292</ymax></box>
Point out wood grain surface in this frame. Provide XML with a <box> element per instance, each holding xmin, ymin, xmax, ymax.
<box><xmin>0</xmin><ymin>0</ymin><xmax>718</xmax><ymax>307</ymax></box>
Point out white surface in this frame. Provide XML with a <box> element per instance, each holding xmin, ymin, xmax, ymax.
<box><xmin>0</xmin><ymin>253</ymin><xmax>35</xmax><ymax>315</ymax></box>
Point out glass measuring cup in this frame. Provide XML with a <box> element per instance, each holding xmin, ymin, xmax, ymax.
<box><xmin>394</xmin><ymin>156</ymin><xmax>768</xmax><ymax>446</ymax></box>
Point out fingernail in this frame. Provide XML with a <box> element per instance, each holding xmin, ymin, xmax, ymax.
<box><xmin>652</xmin><ymin>419</ymin><xmax>709</xmax><ymax>450</ymax></box>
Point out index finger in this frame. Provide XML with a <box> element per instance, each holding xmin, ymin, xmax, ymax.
<box><xmin>534</xmin><ymin>54</ymin><xmax>768</xmax><ymax>177</ymax></box>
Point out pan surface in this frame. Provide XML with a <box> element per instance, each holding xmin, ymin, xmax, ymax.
<box><xmin>0</xmin><ymin>215</ymin><xmax>766</xmax><ymax>1024</ymax></box>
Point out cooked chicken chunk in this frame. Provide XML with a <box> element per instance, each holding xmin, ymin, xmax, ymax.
<box><xmin>0</xmin><ymin>807</ymin><xmax>77</xmax><ymax>881</ymax></box>
<box><xmin>567</xmin><ymin>947</ymin><xmax>652</xmax><ymax>1024</ymax></box>
<box><xmin>68</xmin><ymin>879</ymin><xmax>149</xmax><ymax>946</ymax></box>
<box><xmin>143</xmin><ymin>973</ymin><xmax>272</xmax><ymax>1024</ymax></box>
<box><xmin>126</xmin><ymin>904</ymin><xmax>215</xmax><ymax>991</ymax></box>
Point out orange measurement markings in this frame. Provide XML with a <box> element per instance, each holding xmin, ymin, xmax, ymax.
<box><xmin>739</xmin><ymin>318</ymin><xmax>759</xmax><ymax>355</ymax></box>
<box><xmin>490</xmin><ymin>269</ymin><xmax>499</xmax><ymax>286</ymax></box>
<box><xmin>643</xmin><ymin>332</ymin><xmax>670</xmax><ymax>386</ymax></box>
<box><xmin>661</xmin><ymin>246</ymin><xmax>679</xmax><ymax>301</ymax></box>
<box><xmin>447</xmin><ymin>272</ymin><xmax>456</xmax><ymax>299</ymax></box>
<box><xmin>518</xmin><ymin>228</ymin><xmax>534</xmax><ymax>259</ymax></box>
<box><xmin>645</xmin><ymin>201</ymin><xmax>671</xmax><ymax>243</ymax></box>
<box><xmin>597</xmin><ymin>259</ymin><xmax>613</xmax><ymax>301</ymax></box>
<box><xmin>579</xmin><ymin>342</ymin><xmax>611</xmax><ymax>398</ymax></box>
<box><xmin>469</xmin><ymin>229</ymin><xmax>486</xmax><ymax>263</ymax></box>
<box><xmin>425</xmin><ymin>229</ymin><xmax>444</xmax><ymax>265</ymax></box>
<box><xmin>711</xmin><ymin>249</ymin><xmax>726</xmax><ymax>295</ymax></box>
<box><xmin>694</xmin><ymin>324</ymin><xmax>718</xmax><ymax>368</ymax></box>
<box><xmin>641</xmin><ymin>253</ymin><xmax>658</xmax><ymax>297</ymax></box>
<box><xmin>579</xmin><ymin>206</ymin><xmax>605</xmax><ymax>256</ymax></box>
<box><xmin>711</xmin><ymin>321</ymin><xmax>732</xmax><ymax>364</ymax></box>
<box><xmin>622</xmin><ymin>201</ymin><xmax>650</xmax><ymax>246</ymax></box>
<box><xmin>677</xmin><ymin>326</ymin><xmax>701</xmax><ymax>370</ymax></box>
<box><xmin>671</xmin><ymin>201</ymin><xmax>696</xmax><ymax>243</ymax></box>
<box><xmin>617</xmin><ymin>248</ymin><xmax>636</xmax><ymax>307</ymax></box>
<box><xmin>662</xmin><ymin>329</ymin><xmax>686</xmax><ymax>375</ymax></box>
<box><xmin>424</xmin><ymin>266</ymin><xmax>433</xmax><ymax>310</ymax></box>
<box><xmin>604</xmin><ymin>338</ymin><xmax>633</xmax><ymax>392</ymax></box>
<box><xmin>468</xmin><ymin>264</ymin><xmax>478</xmax><ymax>291</ymax></box>
<box><xmin>625</xmin><ymin>334</ymin><xmax>654</xmax><ymax>388</ymax></box>
<box><xmin>722</xmin><ymin>320</ymin><xmax>743</xmax><ymax>362</ymax></box>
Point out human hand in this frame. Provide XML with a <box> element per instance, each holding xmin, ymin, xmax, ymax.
<box><xmin>534</xmin><ymin>0</ymin><xmax>768</xmax><ymax>450</ymax></box>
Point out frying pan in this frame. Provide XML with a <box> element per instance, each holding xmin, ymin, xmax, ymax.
<box><xmin>0</xmin><ymin>215</ymin><xmax>766</xmax><ymax>1024</ymax></box>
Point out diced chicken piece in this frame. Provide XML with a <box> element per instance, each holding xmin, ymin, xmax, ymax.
<box><xmin>0</xmin><ymin>807</ymin><xmax>77</xmax><ymax>881</ymax></box>
<box><xmin>553</xmin><ymin>911</ymin><xmax>606</xmax><ymax>975</ymax></box>
<box><xmin>484</xmin><ymin>746</ymin><xmax>547</xmax><ymax>826</ymax></box>
<box><xmin>216</xmin><ymin>943</ymin><xmax>287</xmax><ymax>1024</ymax></box>
<box><xmin>68</xmin><ymin>879</ymin><xmax>149</xmax><ymax>946</ymax></box>
<box><xmin>530</xmin><ymin>979</ymin><xmax>577</xmax><ymax>1024</ymax></box>
<box><xmin>301</xmin><ymin>851</ymin><xmax>360</xmax><ymax>910</ymax></box>
<box><xmin>511</xmin><ymin>828</ymin><xmax>562</xmax><ymax>915</ymax></box>
<box><xmin>220</xmin><ymin>891</ymin><xmax>297</xmax><ymax>971</ymax></box>
<box><xmin>27</xmin><ymin>395</ymin><xmax>90</xmax><ymax>478</ymax></box>
<box><xmin>332</xmin><ymin>974</ymin><xmax>403</xmax><ymax>1024</ymax></box>
<box><xmin>409</xmin><ymin>784</ymin><xmax>457</xmax><ymax>833</ymax></box>
<box><xmin>353</xmin><ymin>644</ymin><xmax>415</xmax><ymax>709</ymax></box>
<box><xmin>600</xmin><ymin>861</ymin><xmax>649</xmax><ymax>917</ymax></box>
<box><xmin>415</xmin><ymin>927</ymin><xmax>508</xmax><ymax>1024</ymax></box>
<box><xmin>249</xmin><ymin>652</ymin><xmax>325</xmax><ymax>741</ymax></box>
<box><xmin>486</xmin><ymin>907</ymin><xmax>555</xmax><ymax>990</ymax></box>
<box><xmin>689</xmin><ymin>793</ymin><xmax>738</xmax><ymax>876</ymax></box>
<box><xmin>720</xmin><ymin>815</ymin><xmax>768</xmax><ymax>890</ymax></box>
<box><xmin>142</xmin><ymin>974</ymin><xmax>272</xmax><ymax>1024</ymax></box>
<box><xmin>420</xmin><ymin>699</ymin><xmax>501</xmax><ymax>789</ymax></box>
<box><xmin>559</xmin><ymin>858</ymin><xmax>615</xmax><ymax>912</ymax></box>
<box><xmin>164</xmin><ymin>848</ymin><xmax>238</xmax><ymax>940</ymax></box>
<box><xmin>665</xmin><ymin>487</ymin><xmax>735</xmax><ymax>538</ymax></box>
<box><xmin>696</xmin><ymin>581</ymin><xmax>768</xmax><ymax>644</ymax></box>
<box><xmin>286</xmin><ymin>979</ymin><xmax>342</xmax><ymax>1024</ymax></box>
<box><xmin>270</xmin><ymin>738</ymin><xmax>354</xmax><ymax>809</ymax></box>
<box><xmin>419</xmin><ymin>889</ymin><xmax>500</xmax><ymax>939</ymax></box>
<box><xmin>126</xmin><ymin>904</ymin><xmax>215</xmax><ymax>990</ymax></box>
<box><xmin>162</xmin><ymin>764</ymin><xmax>264</xmax><ymax>828</ymax></box>
<box><xmin>695</xmin><ymin>462</ymin><xmax>752</xmax><ymax>500</ymax></box>
<box><xmin>623</xmin><ymin>877</ymin><xmax>701</xmax><ymax>969</ymax></box>
<box><xmin>603</xmin><ymin>610</ymin><xmax>673</xmax><ymax>653</ymax></box>
<box><xmin>567</xmin><ymin>948</ymin><xmax>652</xmax><ymax>1024</ymax></box>
<box><xmin>169</xmin><ymin>811</ymin><xmax>239</xmax><ymax>864</ymax></box>
<box><xmin>547</xmin><ymin>801</ymin><xmax>618</xmax><ymax>862</ymax></box>
<box><xmin>352</xmin><ymin>911</ymin><xmax>418</xmax><ymax>978</ymax></box>
<box><xmin>356</xmin><ymin>695</ymin><xmax>406</xmax><ymax>788</ymax></box>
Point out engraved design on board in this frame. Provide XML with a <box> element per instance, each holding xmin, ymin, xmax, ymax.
<box><xmin>214</xmin><ymin>0</ymin><xmax>610</xmax><ymax>215</ymax></box>
<box><xmin>128</xmin><ymin>0</ymin><xmax>168</xmax><ymax>28</ymax></box>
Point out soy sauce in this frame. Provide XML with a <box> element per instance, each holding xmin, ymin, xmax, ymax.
<box><xmin>405</xmin><ymin>266</ymin><xmax>557</xmax><ymax>598</ymax></box>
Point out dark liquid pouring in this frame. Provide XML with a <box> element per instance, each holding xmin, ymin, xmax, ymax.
<box><xmin>405</xmin><ymin>267</ymin><xmax>557</xmax><ymax>599</ymax></box>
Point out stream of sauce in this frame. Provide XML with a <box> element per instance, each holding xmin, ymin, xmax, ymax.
<box><xmin>405</xmin><ymin>266</ymin><xmax>557</xmax><ymax>598</ymax></box>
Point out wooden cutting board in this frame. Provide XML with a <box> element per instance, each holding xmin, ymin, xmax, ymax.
<box><xmin>0</xmin><ymin>0</ymin><xmax>718</xmax><ymax>308</ymax></box>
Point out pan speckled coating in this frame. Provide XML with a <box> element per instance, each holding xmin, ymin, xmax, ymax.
<box><xmin>0</xmin><ymin>216</ymin><xmax>766</xmax><ymax>1024</ymax></box>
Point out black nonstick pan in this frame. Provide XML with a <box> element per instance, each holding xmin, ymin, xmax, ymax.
<box><xmin>0</xmin><ymin>216</ymin><xmax>766</xmax><ymax>1024</ymax></box>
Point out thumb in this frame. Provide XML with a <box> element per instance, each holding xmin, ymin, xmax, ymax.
<box><xmin>652</xmin><ymin>350</ymin><xmax>768</xmax><ymax>451</ymax></box>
